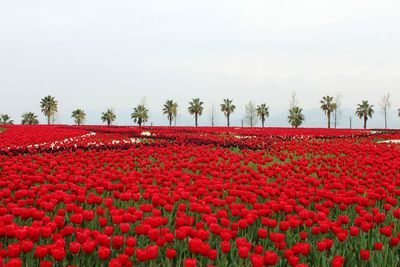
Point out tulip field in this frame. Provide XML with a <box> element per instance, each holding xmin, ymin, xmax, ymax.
<box><xmin>0</xmin><ymin>125</ymin><xmax>399</xmax><ymax>267</ymax></box>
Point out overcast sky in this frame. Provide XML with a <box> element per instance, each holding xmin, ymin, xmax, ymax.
<box><xmin>1</xmin><ymin>0</ymin><xmax>399</xmax><ymax>128</ymax></box>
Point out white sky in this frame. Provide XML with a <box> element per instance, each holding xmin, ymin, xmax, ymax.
<box><xmin>1</xmin><ymin>0</ymin><xmax>399</xmax><ymax>127</ymax></box>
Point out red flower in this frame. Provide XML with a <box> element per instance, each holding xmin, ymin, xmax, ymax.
<box><xmin>264</xmin><ymin>250</ymin><xmax>279</xmax><ymax>266</ymax></box>
<box><xmin>21</xmin><ymin>240</ymin><xmax>33</xmax><ymax>253</ymax></box>
<box><xmin>39</xmin><ymin>261</ymin><xmax>53</xmax><ymax>267</ymax></box>
<box><xmin>299</xmin><ymin>232</ymin><xmax>308</xmax><ymax>240</ymax></box>
<box><xmin>120</xmin><ymin>223</ymin><xmax>130</xmax><ymax>233</ymax></box>
<box><xmin>166</xmin><ymin>248</ymin><xmax>176</xmax><ymax>259</ymax></box>
<box><xmin>51</xmin><ymin>248</ymin><xmax>66</xmax><ymax>261</ymax></box>
<box><xmin>374</xmin><ymin>242</ymin><xmax>383</xmax><ymax>250</ymax></box>
<box><xmin>34</xmin><ymin>245</ymin><xmax>48</xmax><ymax>259</ymax></box>
<box><xmin>317</xmin><ymin>241</ymin><xmax>326</xmax><ymax>252</ymax></box>
<box><xmin>69</xmin><ymin>242</ymin><xmax>80</xmax><ymax>254</ymax></box>
<box><xmin>3</xmin><ymin>258</ymin><xmax>23</xmax><ymax>267</ymax></box>
<box><xmin>331</xmin><ymin>255</ymin><xmax>345</xmax><ymax>267</ymax></box>
<box><xmin>184</xmin><ymin>258</ymin><xmax>197</xmax><ymax>267</ymax></box>
<box><xmin>393</xmin><ymin>208</ymin><xmax>400</xmax><ymax>218</ymax></box>
<box><xmin>112</xmin><ymin>235</ymin><xmax>124</xmax><ymax>249</ymax></box>
<box><xmin>126</xmin><ymin>236</ymin><xmax>137</xmax><ymax>247</ymax></box>
<box><xmin>208</xmin><ymin>249</ymin><xmax>217</xmax><ymax>260</ymax></box>
<box><xmin>221</xmin><ymin>241</ymin><xmax>230</xmax><ymax>253</ymax></box>
<box><xmin>349</xmin><ymin>226</ymin><xmax>359</xmax><ymax>236</ymax></box>
<box><xmin>70</xmin><ymin>213</ymin><xmax>83</xmax><ymax>224</ymax></box>
<box><xmin>146</xmin><ymin>245</ymin><xmax>158</xmax><ymax>260</ymax></box>
<box><xmin>250</xmin><ymin>253</ymin><xmax>264</xmax><ymax>267</ymax></box>
<box><xmin>98</xmin><ymin>246</ymin><xmax>110</xmax><ymax>260</ymax></box>
<box><xmin>238</xmin><ymin>246</ymin><xmax>249</xmax><ymax>259</ymax></box>
<box><xmin>360</xmin><ymin>249</ymin><xmax>370</xmax><ymax>261</ymax></box>
<box><xmin>7</xmin><ymin>243</ymin><xmax>21</xmax><ymax>258</ymax></box>
<box><xmin>136</xmin><ymin>248</ymin><xmax>147</xmax><ymax>262</ymax></box>
<box><xmin>389</xmin><ymin>237</ymin><xmax>399</xmax><ymax>247</ymax></box>
<box><xmin>257</xmin><ymin>228</ymin><xmax>268</xmax><ymax>239</ymax></box>
<box><xmin>379</xmin><ymin>226</ymin><xmax>392</xmax><ymax>237</ymax></box>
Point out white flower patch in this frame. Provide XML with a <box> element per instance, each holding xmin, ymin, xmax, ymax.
<box><xmin>141</xmin><ymin>131</ymin><xmax>155</xmax><ymax>137</ymax></box>
<box><xmin>377</xmin><ymin>140</ymin><xmax>400</xmax><ymax>144</ymax></box>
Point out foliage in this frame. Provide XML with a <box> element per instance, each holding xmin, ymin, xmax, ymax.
<box><xmin>101</xmin><ymin>109</ymin><xmax>116</xmax><ymax>126</ymax></box>
<box><xmin>162</xmin><ymin>100</ymin><xmax>177</xmax><ymax>126</ymax></box>
<box><xmin>256</xmin><ymin>103</ymin><xmax>269</xmax><ymax>128</ymax></box>
<box><xmin>356</xmin><ymin>100</ymin><xmax>374</xmax><ymax>129</ymax></box>
<box><xmin>131</xmin><ymin>104</ymin><xmax>149</xmax><ymax>126</ymax></box>
<box><xmin>188</xmin><ymin>98</ymin><xmax>204</xmax><ymax>127</ymax></box>
<box><xmin>320</xmin><ymin>95</ymin><xmax>336</xmax><ymax>128</ymax></box>
<box><xmin>220</xmin><ymin>99</ymin><xmax>236</xmax><ymax>127</ymax></box>
<box><xmin>21</xmin><ymin>112</ymin><xmax>39</xmax><ymax>125</ymax></box>
<box><xmin>288</xmin><ymin>106</ymin><xmax>305</xmax><ymax>128</ymax></box>
<box><xmin>244</xmin><ymin>101</ymin><xmax>258</xmax><ymax>127</ymax></box>
<box><xmin>71</xmin><ymin>109</ymin><xmax>86</xmax><ymax>125</ymax></box>
<box><xmin>40</xmin><ymin>95</ymin><xmax>58</xmax><ymax>125</ymax></box>
<box><xmin>0</xmin><ymin>114</ymin><xmax>13</xmax><ymax>125</ymax></box>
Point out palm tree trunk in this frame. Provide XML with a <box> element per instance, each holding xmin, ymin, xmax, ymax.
<box><xmin>47</xmin><ymin>115</ymin><xmax>51</xmax><ymax>125</ymax></box>
<box><xmin>195</xmin><ymin>114</ymin><xmax>198</xmax><ymax>127</ymax></box>
<box><xmin>169</xmin><ymin>115</ymin><xmax>172</xmax><ymax>126</ymax></box>
<box><xmin>364</xmin><ymin>116</ymin><xmax>367</xmax><ymax>129</ymax></box>
<box><xmin>262</xmin><ymin>117</ymin><xmax>265</xmax><ymax>128</ymax></box>
<box><xmin>107</xmin><ymin>120</ymin><xmax>111</xmax><ymax>126</ymax></box>
<box><xmin>227</xmin><ymin>114</ymin><xmax>230</xmax><ymax>127</ymax></box>
<box><xmin>327</xmin><ymin>113</ymin><xmax>331</xmax><ymax>128</ymax></box>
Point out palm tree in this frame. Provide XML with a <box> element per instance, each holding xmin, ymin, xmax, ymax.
<box><xmin>21</xmin><ymin>112</ymin><xmax>39</xmax><ymax>125</ymax></box>
<box><xmin>0</xmin><ymin>114</ymin><xmax>13</xmax><ymax>125</ymax></box>
<box><xmin>220</xmin><ymin>99</ymin><xmax>236</xmax><ymax>126</ymax></box>
<box><xmin>356</xmin><ymin>100</ymin><xmax>374</xmax><ymax>129</ymax></box>
<box><xmin>320</xmin><ymin>95</ymin><xmax>336</xmax><ymax>128</ymax></box>
<box><xmin>131</xmin><ymin>104</ymin><xmax>149</xmax><ymax>126</ymax></box>
<box><xmin>256</xmin><ymin>104</ymin><xmax>269</xmax><ymax>127</ymax></box>
<box><xmin>163</xmin><ymin>100</ymin><xmax>177</xmax><ymax>126</ymax></box>
<box><xmin>101</xmin><ymin>109</ymin><xmax>116</xmax><ymax>126</ymax></box>
<box><xmin>188</xmin><ymin>98</ymin><xmax>204</xmax><ymax>126</ymax></box>
<box><xmin>40</xmin><ymin>95</ymin><xmax>58</xmax><ymax>125</ymax></box>
<box><xmin>288</xmin><ymin>106</ymin><xmax>305</xmax><ymax>128</ymax></box>
<box><xmin>71</xmin><ymin>109</ymin><xmax>86</xmax><ymax>125</ymax></box>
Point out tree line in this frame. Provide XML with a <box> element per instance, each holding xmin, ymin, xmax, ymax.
<box><xmin>1</xmin><ymin>94</ymin><xmax>399</xmax><ymax>129</ymax></box>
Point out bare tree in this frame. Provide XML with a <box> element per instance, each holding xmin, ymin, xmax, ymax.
<box><xmin>333</xmin><ymin>93</ymin><xmax>343</xmax><ymax>128</ymax></box>
<box><xmin>52</xmin><ymin>111</ymin><xmax>59</xmax><ymax>124</ymax></box>
<box><xmin>209</xmin><ymin>103</ymin><xmax>218</xmax><ymax>126</ymax></box>
<box><xmin>289</xmin><ymin>92</ymin><xmax>298</xmax><ymax>108</ymax></box>
<box><xmin>379</xmin><ymin>93</ymin><xmax>391</xmax><ymax>129</ymax></box>
<box><xmin>244</xmin><ymin>101</ymin><xmax>258</xmax><ymax>127</ymax></box>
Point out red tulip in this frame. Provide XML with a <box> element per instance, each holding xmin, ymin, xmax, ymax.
<box><xmin>331</xmin><ymin>255</ymin><xmax>345</xmax><ymax>267</ymax></box>
<box><xmin>184</xmin><ymin>258</ymin><xmax>197</xmax><ymax>267</ymax></box>
<box><xmin>360</xmin><ymin>249</ymin><xmax>370</xmax><ymax>261</ymax></box>
<box><xmin>264</xmin><ymin>250</ymin><xmax>279</xmax><ymax>266</ymax></box>
<box><xmin>238</xmin><ymin>246</ymin><xmax>249</xmax><ymax>259</ymax></box>
<box><xmin>166</xmin><ymin>248</ymin><xmax>176</xmax><ymax>259</ymax></box>
<box><xmin>374</xmin><ymin>242</ymin><xmax>383</xmax><ymax>250</ymax></box>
